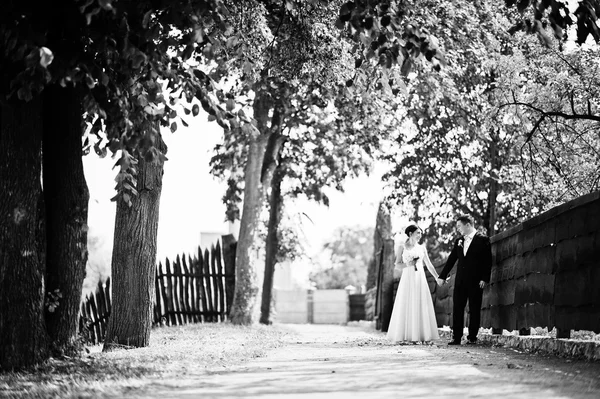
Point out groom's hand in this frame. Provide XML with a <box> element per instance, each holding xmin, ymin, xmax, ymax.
<box><xmin>479</xmin><ymin>280</ymin><xmax>485</xmax><ymax>289</ymax></box>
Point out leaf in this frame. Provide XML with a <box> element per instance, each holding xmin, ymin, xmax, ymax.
<box><xmin>132</xmin><ymin>52</ymin><xmax>146</xmax><ymax>69</ymax></box>
<box><xmin>142</xmin><ymin>10</ymin><xmax>153</xmax><ymax>28</ymax></box>
<box><xmin>98</xmin><ymin>0</ymin><xmax>113</xmax><ymax>10</ymax></box>
<box><xmin>207</xmin><ymin>114</ymin><xmax>217</xmax><ymax>122</ymax></box>
<box><xmin>85</xmin><ymin>7</ymin><xmax>100</xmax><ymax>25</ymax></box>
<box><xmin>193</xmin><ymin>26</ymin><xmax>204</xmax><ymax>43</ymax></box>
<box><xmin>226</xmin><ymin>98</ymin><xmax>235</xmax><ymax>111</ymax></box>
<box><xmin>192</xmin><ymin>104</ymin><xmax>200</xmax><ymax>116</ymax></box>
<box><xmin>100</xmin><ymin>70</ymin><xmax>109</xmax><ymax>86</ymax></box>
<box><xmin>400</xmin><ymin>58</ymin><xmax>412</xmax><ymax>76</ymax></box>
<box><xmin>226</xmin><ymin>36</ymin><xmax>239</xmax><ymax>48</ymax></box>
<box><xmin>182</xmin><ymin>44</ymin><xmax>194</xmax><ymax>61</ymax></box>
<box><xmin>516</xmin><ymin>0</ymin><xmax>531</xmax><ymax>13</ymax></box>
<box><xmin>17</xmin><ymin>86</ymin><xmax>33</xmax><ymax>102</ymax></box>
<box><xmin>39</xmin><ymin>47</ymin><xmax>54</xmax><ymax>68</ymax></box>
<box><xmin>85</xmin><ymin>75</ymin><xmax>96</xmax><ymax>89</ymax></box>
<box><xmin>285</xmin><ymin>0</ymin><xmax>295</xmax><ymax>11</ymax></box>
<box><xmin>242</xmin><ymin>61</ymin><xmax>254</xmax><ymax>75</ymax></box>
<box><xmin>170</xmin><ymin>122</ymin><xmax>177</xmax><ymax>133</ymax></box>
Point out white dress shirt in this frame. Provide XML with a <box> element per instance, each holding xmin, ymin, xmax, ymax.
<box><xmin>463</xmin><ymin>230</ymin><xmax>476</xmax><ymax>255</ymax></box>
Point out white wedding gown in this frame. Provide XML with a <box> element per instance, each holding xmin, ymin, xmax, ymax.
<box><xmin>387</xmin><ymin>244</ymin><xmax>439</xmax><ymax>342</ymax></box>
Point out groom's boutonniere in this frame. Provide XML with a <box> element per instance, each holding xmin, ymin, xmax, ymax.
<box><xmin>458</xmin><ymin>239</ymin><xmax>464</xmax><ymax>248</ymax></box>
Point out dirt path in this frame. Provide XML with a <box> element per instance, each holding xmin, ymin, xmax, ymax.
<box><xmin>133</xmin><ymin>324</ymin><xmax>600</xmax><ymax>398</ymax></box>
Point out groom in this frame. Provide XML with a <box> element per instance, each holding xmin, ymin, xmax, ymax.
<box><xmin>437</xmin><ymin>215</ymin><xmax>492</xmax><ymax>345</ymax></box>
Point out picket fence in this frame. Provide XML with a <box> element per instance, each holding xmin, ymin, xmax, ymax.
<box><xmin>79</xmin><ymin>239</ymin><xmax>237</xmax><ymax>344</ymax></box>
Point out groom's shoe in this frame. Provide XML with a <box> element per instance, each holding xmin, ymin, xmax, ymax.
<box><xmin>448</xmin><ymin>340</ymin><xmax>461</xmax><ymax>346</ymax></box>
<box><xmin>466</xmin><ymin>338</ymin><xmax>478</xmax><ymax>345</ymax></box>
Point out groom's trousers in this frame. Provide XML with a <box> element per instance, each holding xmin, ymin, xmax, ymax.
<box><xmin>453</xmin><ymin>282</ymin><xmax>483</xmax><ymax>341</ymax></box>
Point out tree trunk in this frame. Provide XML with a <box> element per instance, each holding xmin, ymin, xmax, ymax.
<box><xmin>487</xmin><ymin>136</ymin><xmax>499</xmax><ymax>236</ymax></box>
<box><xmin>373</xmin><ymin>201</ymin><xmax>392</xmax><ymax>331</ymax></box>
<box><xmin>103</xmin><ymin>131</ymin><xmax>166</xmax><ymax>351</ymax></box>
<box><xmin>380</xmin><ymin>239</ymin><xmax>396</xmax><ymax>332</ymax></box>
<box><xmin>0</xmin><ymin>98</ymin><xmax>49</xmax><ymax>370</ymax></box>
<box><xmin>42</xmin><ymin>86</ymin><xmax>89</xmax><ymax>355</ymax></box>
<box><xmin>259</xmin><ymin>162</ymin><xmax>284</xmax><ymax>325</ymax></box>
<box><xmin>229</xmin><ymin>91</ymin><xmax>272</xmax><ymax>325</ymax></box>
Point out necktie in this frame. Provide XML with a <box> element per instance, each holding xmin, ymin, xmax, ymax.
<box><xmin>464</xmin><ymin>235</ymin><xmax>472</xmax><ymax>255</ymax></box>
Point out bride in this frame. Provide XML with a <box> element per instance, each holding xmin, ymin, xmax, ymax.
<box><xmin>387</xmin><ymin>224</ymin><xmax>441</xmax><ymax>343</ymax></box>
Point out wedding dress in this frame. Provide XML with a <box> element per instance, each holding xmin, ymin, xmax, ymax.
<box><xmin>387</xmin><ymin>243</ymin><xmax>439</xmax><ymax>342</ymax></box>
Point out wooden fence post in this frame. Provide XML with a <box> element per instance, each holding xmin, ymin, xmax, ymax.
<box><xmin>221</xmin><ymin>234</ymin><xmax>237</xmax><ymax>316</ymax></box>
<box><xmin>380</xmin><ymin>238</ymin><xmax>395</xmax><ymax>332</ymax></box>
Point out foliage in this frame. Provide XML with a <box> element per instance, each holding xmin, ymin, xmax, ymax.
<box><xmin>335</xmin><ymin>0</ymin><xmax>446</xmax><ymax>95</ymax></box>
<box><xmin>1</xmin><ymin>0</ymin><xmax>250</xmax><ymax>205</ymax></box>
<box><xmin>381</xmin><ymin>0</ymin><xmax>600</xmax><ymax>258</ymax></box>
<box><xmin>310</xmin><ymin>225</ymin><xmax>374</xmax><ymax>289</ymax></box>
<box><xmin>382</xmin><ymin>0</ymin><xmax>534</xmax><ymax>253</ymax></box>
<box><xmin>495</xmin><ymin>35</ymin><xmax>600</xmax><ymax>203</ymax></box>
<box><xmin>257</xmin><ymin>202</ymin><xmax>309</xmax><ymax>264</ymax></box>
<box><xmin>505</xmin><ymin>0</ymin><xmax>600</xmax><ymax>46</ymax></box>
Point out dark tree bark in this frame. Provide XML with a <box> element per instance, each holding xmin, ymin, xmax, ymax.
<box><xmin>486</xmin><ymin>136</ymin><xmax>499</xmax><ymax>236</ymax></box>
<box><xmin>259</xmin><ymin>162</ymin><xmax>284</xmax><ymax>325</ymax></box>
<box><xmin>221</xmin><ymin>234</ymin><xmax>237</xmax><ymax>316</ymax></box>
<box><xmin>103</xmin><ymin>131</ymin><xmax>166</xmax><ymax>351</ymax></box>
<box><xmin>0</xmin><ymin>98</ymin><xmax>49</xmax><ymax>370</ymax></box>
<box><xmin>42</xmin><ymin>86</ymin><xmax>89</xmax><ymax>355</ymax></box>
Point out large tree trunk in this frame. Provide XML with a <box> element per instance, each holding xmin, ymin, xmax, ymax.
<box><xmin>0</xmin><ymin>98</ymin><xmax>49</xmax><ymax>370</ymax></box>
<box><xmin>229</xmin><ymin>91</ymin><xmax>272</xmax><ymax>325</ymax></box>
<box><xmin>103</xmin><ymin>131</ymin><xmax>166</xmax><ymax>350</ymax></box>
<box><xmin>42</xmin><ymin>86</ymin><xmax>89</xmax><ymax>355</ymax></box>
<box><xmin>259</xmin><ymin>162</ymin><xmax>284</xmax><ymax>325</ymax></box>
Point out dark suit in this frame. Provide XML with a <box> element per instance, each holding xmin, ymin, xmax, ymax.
<box><xmin>439</xmin><ymin>232</ymin><xmax>492</xmax><ymax>342</ymax></box>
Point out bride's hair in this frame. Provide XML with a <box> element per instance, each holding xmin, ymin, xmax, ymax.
<box><xmin>404</xmin><ymin>224</ymin><xmax>422</xmax><ymax>236</ymax></box>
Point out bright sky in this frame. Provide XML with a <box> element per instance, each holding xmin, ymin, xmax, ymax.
<box><xmin>82</xmin><ymin>113</ymin><xmax>388</xmax><ymax>272</ymax></box>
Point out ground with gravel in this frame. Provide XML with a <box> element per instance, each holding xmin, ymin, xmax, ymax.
<box><xmin>133</xmin><ymin>323</ymin><xmax>600</xmax><ymax>399</ymax></box>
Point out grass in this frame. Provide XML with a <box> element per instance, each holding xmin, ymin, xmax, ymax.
<box><xmin>0</xmin><ymin>323</ymin><xmax>292</xmax><ymax>399</ymax></box>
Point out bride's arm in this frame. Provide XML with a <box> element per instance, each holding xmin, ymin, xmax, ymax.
<box><xmin>422</xmin><ymin>246</ymin><xmax>440</xmax><ymax>279</ymax></box>
<box><xmin>395</xmin><ymin>243</ymin><xmax>407</xmax><ymax>270</ymax></box>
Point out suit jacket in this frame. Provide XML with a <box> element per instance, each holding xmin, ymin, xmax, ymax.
<box><xmin>439</xmin><ymin>232</ymin><xmax>492</xmax><ymax>286</ymax></box>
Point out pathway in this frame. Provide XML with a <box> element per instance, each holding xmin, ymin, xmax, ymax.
<box><xmin>134</xmin><ymin>324</ymin><xmax>600</xmax><ymax>398</ymax></box>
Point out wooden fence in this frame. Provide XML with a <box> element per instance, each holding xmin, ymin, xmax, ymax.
<box><xmin>79</xmin><ymin>278</ymin><xmax>111</xmax><ymax>345</ymax></box>
<box><xmin>349</xmin><ymin>294</ymin><xmax>366</xmax><ymax>321</ymax></box>
<box><xmin>79</xmin><ymin>237</ymin><xmax>237</xmax><ymax>344</ymax></box>
<box><xmin>380</xmin><ymin>191</ymin><xmax>600</xmax><ymax>337</ymax></box>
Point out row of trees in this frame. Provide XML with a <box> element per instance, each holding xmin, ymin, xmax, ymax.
<box><xmin>1</xmin><ymin>0</ymin><xmax>243</xmax><ymax>369</ymax></box>
<box><xmin>1</xmin><ymin>0</ymin><xmax>598</xmax><ymax>370</ymax></box>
